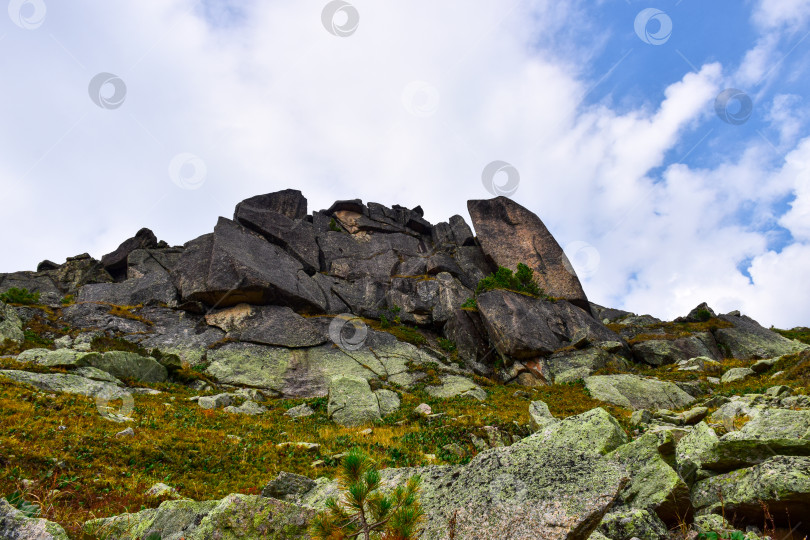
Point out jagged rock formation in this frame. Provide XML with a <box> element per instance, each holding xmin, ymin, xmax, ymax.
<box><xmin>2</xmin><ymin>189</ymin><xmax>810</xmax><ymax>539</ymax></box>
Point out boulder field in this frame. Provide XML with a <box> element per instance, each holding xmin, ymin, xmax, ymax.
<box><xmin>1</xmin><ymin>189</ymin><xmax>809</xmax><ymax>539</ymax></box>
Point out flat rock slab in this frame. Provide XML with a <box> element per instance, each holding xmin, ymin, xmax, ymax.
<box><xmin>425</xmin><ymin>375</ymin><xmax>487</xmax><ymax>401</ymax></box>
<box><xmin>0</xmin><ymin>370</ymin><xmax>129</xmax><ymax>399</ymax></box>
<box><xmin>205</xmin><ymin>339</ymin><xmax>432</xmax><ymax>398</ymax></box>
<box><xmin>223</xmin><ymin>305</ymin><xmax>327</xmax><ymax>348</ymax></box>
<box><xmin>585</xmin><ymin>374</ymin><xmax>696</xmax><ymax>411</ymax></box>
<box><xmin>83</xmin><ymin>494</ymin><xmax>314</xmax><ymax>540</ymax></box>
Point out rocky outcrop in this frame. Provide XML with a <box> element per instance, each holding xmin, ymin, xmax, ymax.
<box><xmin>467</xmin><ymin>196</ymin><xmax>590</xmax><ymax>311</ymax></box>
<box><xmin>100</xmin><ymin>228</ymin><xmax>160</xmax><ymax>279</ymax></box>
<box><xmin>714</xmin><ymin>312</ymin><xmax>807</xmax><ymax>359</ymax></box>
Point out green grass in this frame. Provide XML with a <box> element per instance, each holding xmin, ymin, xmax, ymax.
<box><xmin>774</xmin><ymin>327</ymin><xmax>810</xmax><ymax>345</ymax></box>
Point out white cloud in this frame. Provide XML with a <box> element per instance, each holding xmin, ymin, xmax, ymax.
<box><xmin>1</xmin><ymin>0</ymin><xmax>809</xmax><ymax>328</ymax></box>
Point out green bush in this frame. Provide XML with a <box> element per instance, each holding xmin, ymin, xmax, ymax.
<box><xmin>437</xmin><ymin>338</ymin><xmax>456</xmax><ymax>353</ymax></box>
<box><xmin>475</xmin><ymin>263</ymin><xmax>542</xmax><ymax>297</ymax></box>
<box><xmin>461</xmin><ymin>297</ymin><xmax>477</xmax><ymax>310</ymax></box>
<box><xmin>695</xmin><ymin>308</ymin><xmax>712</xmax><ymax>322</ymax></box>
<box><xmin>329</xmin><ymin>218</ymin><xmax>342</xmax><ymax>233</ymax></box>
<box><xmin>309</xmin><ymin>449</ymin><xmax>423</xmax><ymax>540</ymax></box>
<box><xmin>0</xmin><ymin>287</ymin><xmax>40</xmax><ymax>305</ymax></box>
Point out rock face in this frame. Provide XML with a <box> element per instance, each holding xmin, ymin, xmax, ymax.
<box><xmin>467</xmin><ymin>196</ymin><xmax>590</xmax><ymax>311</ymax></box>
<box><xmin>100</xmin><ymin>228</ymin><xmax>160</xmax><ymax>279</ymax></box>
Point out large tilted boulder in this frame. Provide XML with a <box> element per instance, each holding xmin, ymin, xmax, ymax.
<box><xmin>467</xmin><ymin>196</ymin><xmax>591</xmax><ymax>311</ymax></box>
<box><xmin>172</xmin><ymin>217</ymin><xmax>326</xmax><ymax>312</ymax></box>
<box><xmin>327</xmin><ymin>375</ymin><xmax>383</xmax><ymax>426</ymax></box>
<box><xmin>0</xmin><ymin>370</ymin><xmax>128</xmax><ymax>399</ymax></box>
<box><xmin>0</xmin><ymin>498</ymin><xmax>69</xmax><ymax>540</ymax></box>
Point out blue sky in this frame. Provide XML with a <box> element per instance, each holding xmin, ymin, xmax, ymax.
<box><xmin>1</xmin><ymin>0</ymin><xmax>809</xmax><ymax>327</ymax></box>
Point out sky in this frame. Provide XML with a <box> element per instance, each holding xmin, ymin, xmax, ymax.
<box><xmin>1</xmin><ymin>0</ymin><xmax>809</xmax><ymax>328</ymax></box>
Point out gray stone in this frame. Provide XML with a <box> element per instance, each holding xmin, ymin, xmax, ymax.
<box><xmin>83</xmin><ymin>494</ymin><xmax>314</xmax><ymax>540</ymax></box>
<box><xmin>374</xmin><ymin>389</ymin><xmax>401</xmax><ymax>417</ymax></box>
<box><xmin>261</xmin><ymin>471</ymin><xmax>316</xmax><ymax>501</ymax></box>
<box><xmin>714</xmin><ymin>313</ymin><xmax>808</xmax><ymax>359</ymax></box>
<box><xmin>545</xmin><ymin>348</ymin><xmax>627</xmax><ymax>384</ymax></box>
<box><xmin>212</xmin><ymin>305</ymin><xmax>327</xmax><ymax>348</ymax></box>
<box><xmin>691</xmin><ymin>456</ymin><xmax>810</xmax><ymax>521</ymax></box>
<box><xmin>585</xmin><ymin>375</ymin><xmax>696</xmax><ymax>411</ymax></box>
<box><xmin>425</xmin><ymin>375</ymin><xmax>487</xmax><ymax>401</ymax></box>
<box><xmin>223</xmin><ymin>400</ymin><xmax>267</xmax><ymax>415</ymax></box>
<box><xmin>172</xmin><ymin>218</ymin><xmax>326</xmax><ymax>312</ymax></box>
<box><xmin>0</xmin><ymin>498</ymin><xmax>69</xmax><ymax>540</ymax></box>
<box><xmin>443</xmin><ymin>308</ymin><xmax>495</xmax><ymax>377</ymax></box>
<box><xmin>0</xmin><ymin>301</ymin><xmax>24</xmax><ymax>344</ymax></box>
<box><xmin>598</xmin><ymin>509</ymin><xmax>668</xmax><ymax>540</ymax></box>
<box><xmin>100</xmin><ymin>228</ymin><xmax>159</xmax><ymax>276</ymax></box>
<box><xmin>197</xmin><ymin>393</ymin><xmax>234</xmax><ymax>410</ymax></box>
<box><xmin>88</xmin><ymin>351</ymin><xmax>168</xmax><ymax>383</ymax></box>
<box><xmin>78</xmin><ymin>271</ymin><xmax>178</xmax><ymax>306</ymax></box>
<box><xmin>477</xmin><ymin>290</ymin><xmax>619</xmax><ymax>360</ymax></box>
<box><xmin>284</xmin><ymin>404</ymin><xmax>315</xmax><ymax>418</ymax></box>
<box><xmin>607</xmin><ymin>430</ymin><xmax>690</xmax><ymax>525</ymax></box>
<box><xmin>631</xmin><ymin>334</ymin><xmax>721</xmax><ymax>366</ymax></box>
<box><xmin>529</xmin><ymin>400</ymin><xmax>557</xmax><ymax>431</ymax></box>
<box><xmin>720</xmin><ymin>367</ymin><xmax>756</xmax><ymax>384</ymax></box>
<box><xmin>467</xmin><ymin>196</ymin><xmax>591</xmax><ymax>310</ymax></box>
<box><xmin>0</xmin><ymin>370</ymin><xmax>129</xmax><ymax>399</ymax></box>
<box><xmin>677</xmin><ymin>356</ymin><xmax>723</xmax><ymax>374</ymax></box>
<box><xmin>327</xmin><ymin>375</ymin><xmax>381</xmax><ymax>427</ymax></box>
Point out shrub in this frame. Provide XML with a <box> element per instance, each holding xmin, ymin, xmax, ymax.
<box><xmin>475</xmin><ymin>263</ymin><xmax>543</xmax><ymax>298</ymax></box>
<box><xmin>0</xmin><ymin>288</ymin><xmax>40</xmax><ymax>305</ymax></box>
<box><xmin>460</xmin><ymin>297</ymin><xmax>477</xmax><ymax>310</ymax></box>
<box><xmin>437</xmin><ymin>338</ymin><xmax>456</xmax><ymax>353</ymax></box>
<box><xmin>329</xmin><ymin>218</ymin><xmax>343</xmax><ymax>233</ymax></box>
<box><xmin>309</xmin><ymin>448</ymin><xmax>424</xmax><ymax>540</ymax></box>
<box><xmin>695</xmin><ymin>308</ymin><xmax>712</xmax><ymax>322</ymax></box>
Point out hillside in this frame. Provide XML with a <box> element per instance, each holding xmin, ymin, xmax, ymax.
<box><xmin>1</xmin><ymin>190</ymin><xmax>809</xmax><ymax>539</ymax></box>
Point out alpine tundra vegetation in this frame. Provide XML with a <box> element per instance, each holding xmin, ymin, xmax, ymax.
<box><xmin>1</xmin><ymin>190</ymin><xmax>810</xmax><ymax>539</ymax></box>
